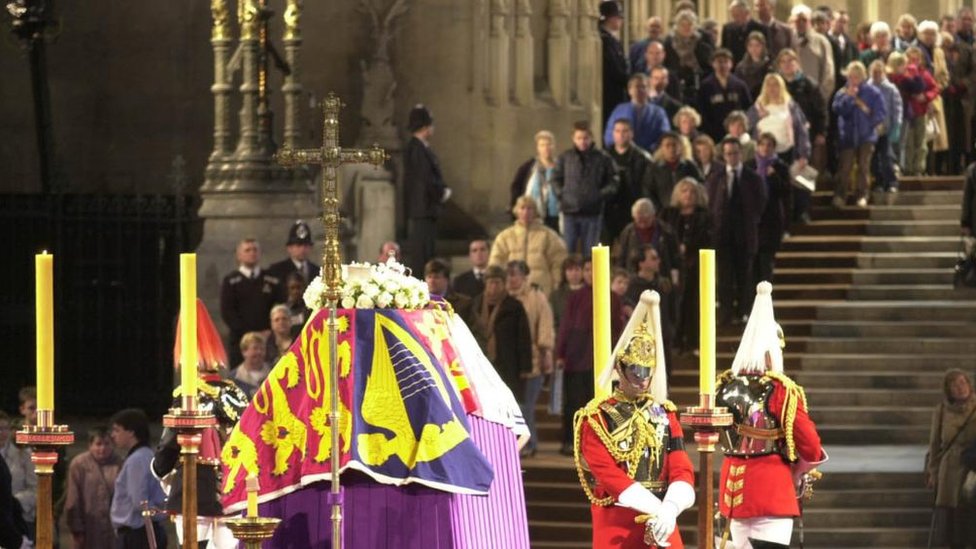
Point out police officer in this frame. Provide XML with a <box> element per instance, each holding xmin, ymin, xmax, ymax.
<box><xmin>266</xmin><ymin>220</ymin><xmax>320</xmax><ymax>302</ymax></box>
<box><xmin>219</xmin><ymin>238</ymin><xmax>279</xmax><ymax>367</ymax></box>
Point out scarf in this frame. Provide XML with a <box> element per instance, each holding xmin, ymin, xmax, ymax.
<box><xmin>478</xmin><ymin>297</ymin><xmax>504</xmax><ymax>362</ymax></box>
<box><xmin>672</xmin><ymin>32</ymin><xmax>700</xmax><ymax>70</ymax></box>
<box><xmin>525</xmin><ymin>162</ymin><xmax>558</xmax><ymax>217</ymax></box>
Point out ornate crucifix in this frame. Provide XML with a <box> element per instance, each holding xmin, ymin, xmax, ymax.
<box><xmin>274</xmin><ymin>92</ymin><xmax>387</xmax><ymax>549</ymax></box>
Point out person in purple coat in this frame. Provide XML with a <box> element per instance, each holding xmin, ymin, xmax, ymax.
<box><xmin>831</xmin><ymin>60</ymin><xmax>887</xmax><ymax>208</ymax></box>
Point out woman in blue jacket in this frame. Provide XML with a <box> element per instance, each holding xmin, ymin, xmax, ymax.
<box><xmin>832</xmin><ymin>61</ymin><xmax>887</xmax><ymax>209</ymax></box>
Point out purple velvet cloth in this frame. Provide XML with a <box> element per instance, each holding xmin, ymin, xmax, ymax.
<box><xmin>258</xmin><ymin>472</ymin><xmax>456</xmax><ymax>549</ymax></box>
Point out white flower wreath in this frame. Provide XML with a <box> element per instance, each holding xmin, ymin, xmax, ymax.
<box><xmin>303</xmin><ymin>256</ymin><xmax>430</xmax><ymax>311</ymax></box>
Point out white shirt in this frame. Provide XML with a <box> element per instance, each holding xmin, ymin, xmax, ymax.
<box><xmin>238</xmin><ymin>265</ymin><xmax>261</xmax><ymax>279</ymax></box>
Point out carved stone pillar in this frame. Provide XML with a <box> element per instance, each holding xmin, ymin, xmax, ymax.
<box><xmin>282</xmin><ymin>0</ymin><xmax>303</xmax><ymax>151</ymax></box>
<box><xmin>513</xmin><ymin>0</ymin><xmax>534</xmax><ymax>105</ymax></box>
<box><xmin>627</xmin><ymin>0</ymin><xmax>648</xmax><ymax>53</ymax></box>
<box><xmin>576</xmin><ymin>0</ymin><xmax>601</xmax><ymax>126</ymax></box>
<box><xmin>232</xmin><ymin>0</ymin><xmax>268</xmax><ymax>190</ymax></box>
<box><xmin>488</xmin><ymin>0</ymin><xmax>511</xmax><ymax>105</ymax></box>
<box><xmin>204</xmin><ymin>0</ymin><xmax>234</xmax><ymax>191</ymax></box>
<box><xmin>548</xmin><ymin>0</ymin><xmax>572</xmax><ymax>106</ymax></box>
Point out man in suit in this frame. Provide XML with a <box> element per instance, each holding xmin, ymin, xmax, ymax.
<box><xmin>425</xmin><ymin>258</ymin><xmax>474</xmax><ymax>326</ymax></box>
<box><xmin>404</xmin><ymin>104</ymin><xmax>452</xmax><ymax>276</ymax></box>
<box><xmin>267</xmin><ymin>220</ymin><xmax>319</xmax><ymax>303</ymax></box>
<box><xmin>649</xmin><ymin>66</ymin><xmax>685</xmax><ymax>122</ymax></box>
<box><xmin>220</xmin><ymin>238</ymin><xmax>279</xmax><ymax>366</ymax></box>
<box><xmin>453</xmin><ymin>239</ymin><xmax>490</xmax><ymax>298</ymax></box>
<box><xmin>755</xmin><ymin>0</ymin><xmax>796</xmax><ymax>60</ymax></box>
<box><xmin>706</xmin><ymin>137</ymin><xmax>767</xmax><ymax>325</ymax></box>
<box><xmin>722</xmin><ymin>0</ymin><xmax>765</xmax><ymax>64</ymax></box>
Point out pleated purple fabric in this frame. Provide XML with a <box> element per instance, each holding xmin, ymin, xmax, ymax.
<box><xmin>449</xmin><ymin>416</ymin><xmax>531</xmax><ymax>549</ymax></box>
<box><xmin>258</xmin><ymin>471</ymin><xmax>456</xmax><ymax>549</ymax></box>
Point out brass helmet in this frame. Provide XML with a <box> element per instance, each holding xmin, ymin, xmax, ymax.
<box><xmin>616</xmin><ymin>322</ymin><xmax>656</xmax><ymax>382</ymax></box>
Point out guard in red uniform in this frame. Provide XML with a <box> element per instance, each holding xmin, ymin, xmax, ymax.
<box><xmin>575</xmin><ymin>291</ymin><xmax>695</xmax><ymax>548</ymax></box>
<box><xmin>715</xmin><ymin>282</ymin><xmax>827</xmax><ymax>549</ymax></box>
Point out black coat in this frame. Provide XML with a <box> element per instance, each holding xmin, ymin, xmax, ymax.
<box><xmin>705</xmin><ymin>164</ymin><xmax>768</xmax><ymax>255</ymax></box>
<box><xmin>470</xmin><ymin>294</ymin><xmax>533</xmax><ymax>395</ymax></box>
<box><xmin>452</xmin><ymin>270</ymin><xmax>484</xmax><ymax>299</ymax></box>
<box><xmin>614</xmin><ymin>219</ymin><xmax>680</xmax><ymax>277</ymax></box>
<box><xmin>664</xmin><ymin>32</ymin><xmax>715</xmax><ymax>103</ymax></box>
<box><xmin>403</xmin><ymin>136</ymin><xmax>448</xmax><ymax>219</ymax></box>
<box><xmin>747</xmin><ymin>157</ymin><xmax>793</xmax><ymax>250</ymax></box>
<box><xmin>220</xmin><ymin>268</ymin><xmax>279</xmax><ymax>349</ymax></box>
<box><xmin>0</xmin><ymin>456</ymin><xmax>27</xmax><ymax>549</ymax></box>
<box><xmin>722</xmin><ymin>20</ymin><xmax>766</xmax><ymax>65</ymax></box>
<box><xmin>652</xmin><ymin>91</ymin><xmax>684</xmax><ymax>122</ymax></box>
<box><xmin>696</xmin><ymin>74</ymin><xmax>753</xmax><ymax>141</ymax></box>
<box><xmin>762</xmin><ymin>19</ymin><xmax>796</xmax><ymax>60</ymax></box>
<box><xmin>660</xmin><ymin>205</ymin><xmax>713</xmax><ymax>270</ymax></box>
<box><xmin>601</xmin><ymin>27</ymin><xmax>630</xmax><ymax>120</ymax></box>
<box><xmin>643</xmin><ymin>159</ymin><xmax>703</xmax><ymax>212</ymax></box>
<box><xmin>963</xmin><ymin>163</ymin><xmax>976</xmax><ymax>234</ymax></box>
<box><xmin>606</xmin><ymin>145</ymin><xmax>654</xmax><ymax>239</ymax></box>
<box><xmin>552</xmin><ymin>145</ymin><xmax>620</xmax><ymax>216</ymax></box>
<box><xmin>266</xmin><ymin>258</ymin><xmax>320</xmax><ymax>302</ymax></box>
<box><xmin>509</xmin><ymin>158</ymin><xmax>535</xmax><ymax>209</ymax></box>
<box><xmin>785</xmin><ymin>74</ymin><xmax>827</xmax><ymax>139</ymax></box>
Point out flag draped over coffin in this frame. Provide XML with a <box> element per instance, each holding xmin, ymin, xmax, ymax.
<box><xmin>220</xmin><ymin>308</ymin><xmax>495</xmax><ymax>511</ymax></box>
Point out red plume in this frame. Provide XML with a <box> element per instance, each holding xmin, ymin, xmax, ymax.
<box><xmin>173</xmin><ymin>299</ymin><xmax>229</xmax><ymax>371</ymax></box>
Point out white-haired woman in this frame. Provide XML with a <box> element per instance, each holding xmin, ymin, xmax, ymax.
<box><xmin>613</xmin><ymin>198</ymin><xmax>679</xmax><ymax>287</ymax></box>
<box><xmin>859</xmin><ymin>21</ymin><xmax>893</xmax><ymax>66</ymax></box>
<box><xmin>663</xmin><ymin>9</ymin><xmax>715</xmax><ymax>103</ymax></box>
<box><xmin>916</xmin><ymin>22</ymin><xmax>951</xmax><ymax>169</ymax></box>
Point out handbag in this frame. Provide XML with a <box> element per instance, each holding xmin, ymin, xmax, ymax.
<box><xmin>925</xmin><ymin>113</ymin><xmax>940</xmax><ymax>142</ymax></box>
<box><xmin>953</xmin><ymin>238</ymin><xmax>976</xmax><ymax>289</ymax></box>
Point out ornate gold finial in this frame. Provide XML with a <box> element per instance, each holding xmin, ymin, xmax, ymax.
<box><xmin>211</xmin><ymin>0</ymin><xmax>231</xmax><ymax>41</ymax></box>
<box><xmin>239</xmin><ymin>0</ymin><xmax>260</xmax><ymax>41</ymax></box>
<box><xmin>616</xmin><ymin>322</ymin><xmax>656</xmax><ymax>370</ymax></box>
<box><xmin>283</xmin><ymin>0</ymin><xmax>302</xmax><ymax>41</ymax></box>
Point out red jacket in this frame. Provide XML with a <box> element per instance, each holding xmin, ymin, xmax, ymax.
<box><xmin>890</xmin><ymin>63</ymin><xmax>939</xmax><ymax>119</ymax></box>
<box><xmin>580</xmin><ymin>406</ymin><xmax>695</xmax><ymax>548</ymax></box>
<box><xmin>719</xmin><ymin>379</ymin><xmax>823</xmax><ymax>518</ymax></box>
<box><xmin>555</xmin><ymin>285</ymin><xmax>624</xmax><ymax>372</ymax></box>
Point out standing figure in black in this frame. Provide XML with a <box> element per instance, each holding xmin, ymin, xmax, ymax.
<box><xmin>599</xmin><ymin>1</ymin><xmax>629</xmax><ymax>124</ymax></box>
<box><xmin>403</xmin><ymin>104</ymin><xmax>451</xmax><ymax>275</ymax></box>
<box><xmin>220</xmin><ymin>238</ymin><xmax>279</xmax><ymax>367</ymax></box>
<box><xmin>267</xmin><ymin>220</ymin><xmax>319</xmax><ymax>303</ymax></box>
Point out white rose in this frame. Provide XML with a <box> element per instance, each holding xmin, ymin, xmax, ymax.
<box><xmin>376</xmin><ymin>292</ymin><xmax>393</xmax><ymax>308</ymax></box>
<box><xmin>356</xmin><ymin>294</ymin><xmax>375</xmax><ymax>309</ymax></box>
<box><xmin>341</xmin><ymin>296</ymin><xmax>356</xmax><ymax>309</ymax></box>
<box><xmin>363</xmin><ymin>282</ymin><xmax>380</xmax><ymax>298</ymax></box>
<box><xmin>393</xmin><ymin>292</ymin><xmax>409</xmax><ymax>309</ymax></box>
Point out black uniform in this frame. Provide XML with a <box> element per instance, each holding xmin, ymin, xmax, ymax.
<box><xmin>220</xmin><ymin>268</ymin><xmax>279</xmax><ymax>365</ymax></box>
<box><xmin>266</xmin><ymin>258</ymin><xmax>319</xmax><ymax>302</ymax></box>
<box><xmin>696</xmin><ymin>73</ymin><xmax>753</xmax><ymax>142</ymax></box>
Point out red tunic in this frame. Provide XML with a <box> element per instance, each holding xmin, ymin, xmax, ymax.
<box><xmin>580</xmin><ymin>407</ymin><xmax>696</xmax><ymax>549</ymax></box>
<box><xmin>718</xmin><ymin>379</ymin><xmax>823</xmax><ymax>519</ymax></box>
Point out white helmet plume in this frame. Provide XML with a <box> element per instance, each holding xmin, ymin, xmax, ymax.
<box><xmin>597</xmin><ymin>290</ymin><xmax>668</xmax><ymax>403</ymax></box>
<box><xmin>730</xmin><ymin>281</ymin><xmax>784</xmax><ymax>375</ymax></box>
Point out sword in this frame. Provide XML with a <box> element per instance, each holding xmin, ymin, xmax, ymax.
<box><xmin>141</xmin><ymin>500</ymin><xmax>159</xmax><ymax>549</ymax></box>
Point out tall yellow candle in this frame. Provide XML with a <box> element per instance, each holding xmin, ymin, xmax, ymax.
<box><xmin>592</xmin><ymin>245</ymin><xmax>612</xmax><ymax>399</ymax></box>
<box><xmin>180</xmin><ymin>254</ymin><xmax>198</xmax><ymax>400</ymax></box>
<box><xmin>35</xmin><ymin>252</ymin><xmax>54</xmax><ymax>414</ymax></box>
<box><xmin>246</xmin><ymin>474</ymin><xmax>259</xmax><ymax>517</ymax></box>
<box><xmin>699</xmin><ymin>249</ymin><xmax>716</xmax><ymax>396</ymax></box>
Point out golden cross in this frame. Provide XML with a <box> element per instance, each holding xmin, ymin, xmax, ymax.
<box><xmin>275</xmin><ymin>92</ymin><xmax>388</xmax><ymax>302</ymax></box>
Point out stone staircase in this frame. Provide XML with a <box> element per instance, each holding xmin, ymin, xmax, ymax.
<box><xmin>524</xmin><ymin>176</ymin><xmax>976</xmax><ymax>547</ymax></box>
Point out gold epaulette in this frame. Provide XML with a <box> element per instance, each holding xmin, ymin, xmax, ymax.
<box><xmin>717</xmin><ymin>369</ymin><xmax>736</xmax><ymax>387</ymax></box>
<box><xmin>661</xmin><ymin>400</ymin><xmax>677</xmax><ymax>413</ymax></box>
<box><xmin>761</xmin><ymin>371</ymin><xmax>808</xmax><ymax>462</ymax></box>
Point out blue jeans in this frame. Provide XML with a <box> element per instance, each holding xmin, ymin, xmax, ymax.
<box><xmin>520</xmin><ymin>375</ymin><xmax>545</xmax><ymax>451</ymax></box>
<box><xmin>562</xmin><ymin>213</ymin><xmax>602</xmax><ymax>258</ymax></box>
<box><xmin>871</xmin><ymin>134</ymin><xmax>898</xmax><ymax>191</ymax></box>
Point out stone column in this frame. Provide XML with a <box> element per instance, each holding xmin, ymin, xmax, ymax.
<box><xmin>282</xmin><ymin>0</ymin><xmax>303</xmax><ymax>151</ymax></box>
<box><xmin>204</xmin><ymin>0</ymin><xmax>234</xmax><ymax>191</ymax></box>
<box><xmin>627</xmin><ymin>0</ymin><xmax>648</xmax><ymax>52</ymax></box>
<box><xmin>488</xmin><ymin>0</ymin><xmax>511</xmax><ymax>105</ymax></box>
<box><xmin>576</xmin><ymin>0</ymin><xmax>601</xmax><ymax>128</ymax></box>
<box><xmin>513</xmin><ymin>0</ymin><xmax>534</xmax><ymax>105</ymax></box>
<box><xmin>548</xmin><ymin>0</ymin><xmax>572</xmax><ymax>106</ymax></box>
<box><xmin>231</xmin><ymin>0</ymin><xmax>268</xmax><ymax>190</ymax></box>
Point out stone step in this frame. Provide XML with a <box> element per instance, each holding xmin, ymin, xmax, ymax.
<box><xmin>868</xmin><ymin>206</ymin><xmax>963</xmax><ymax>221</ymax></box>
<box><xmin>774</xmin><ymin>268</ymin><xmax>953</xmax><ymax>285</ymax></box>
<box><xmin>780</xmin><ymin>236</ymin><xmax>959</xmax><ymax>253</ymax></box>
<box><xmin>792</xmin><ymin>352</ymin><xmax>976</xmax><ymax>369</ymax></box>
<box><xmin>894</xmin><ymin>176</ymin><xmax>964</xmax><ymax>191</ymax></box>
<box><xmin>847</xmin><ymin>285</ymin><xmax>962</xmax><ymax>301</ymax></box>
<box><xmin>775</xmin><ymin>252</ymin><xmax>957</xmax><ymax>269</ymax></box>
<box><xmin>792</xmin><ymin>219</ymin><xmax>958</xmax><ymax>237</ymax></box>
<box><xmin>810</xmin><ymin>301</ymin><xmax>976</xmax><ymax>320</ymax></box>
<box><xmin>782</xmin><ymin>320</ymin><xmax>976</xmax><ymax>338</ymax></box>
<box><xmin>810</xmin><ymin>406</ymin><xmax>932</xmax><ymax>426</ymax></box>
<box><xmin>528</xmin><ymin>521</ymin><xmax>930</xmax><ymax>546</ymax></box>
<box><xmin>807</xmin><ymin>190</ymin><xmax>961</xmax><ymax>206</ymax></box>
<box><xmin>798</xmin><ymin>337</ymin><xmax>976</xmax><ymax>354</ymax></box>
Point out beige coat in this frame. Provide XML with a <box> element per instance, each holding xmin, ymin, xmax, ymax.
<box><xmin>489</xmin><ymin>220</ymin><xmax>568</xmax><ymax>296</ymax></box>
<box><xmin>927</xmin><ymin>398</ymin><xmax>976</xmax><ymax>507</ymax></box>
<box><xmin>930</xmin><ymin>46</ymin><xmax>950</xmax><ymax>152</ymax></box>
<box><xmin>511</xmin><ymin>285</ymin><xmax>555</xmax><ymax>377</ymax></box>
